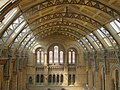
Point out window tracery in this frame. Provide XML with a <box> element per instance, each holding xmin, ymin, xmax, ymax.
<box><xmin>48</xmin><ymin>44</ymin><xmax>64</xmax><ymax>65</ymax></box>
<box><xmin>68</xmin><ymin>48</ymin><xmax>77</xmax><ymax>65</ymax></box>
<box><xmin>36</xmin><ymin>48</ymin><xmax>44</xmax><ymax>65</ymax></box>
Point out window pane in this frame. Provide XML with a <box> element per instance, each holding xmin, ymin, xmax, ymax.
<box><xmin>110</xmin><ymin>21</ymin><xmax>120</xmax><ymax>33</ymax></box>
<box><xmin>2</xmin><ymin>7</ymin><xmax>18</xmax><ymax>25</ymax></box>
<box><xmin>36</xmin><ymin>74</ymin><xmax>40</xmax><ymax>83</ymax></box>
<box><xmin>72</xmin><ymin>51</ymin><xmax>75</xmax><ymax>64</ymax></box>
<box><xmin>49</xmin><ymin>51</ymin><xmax>53</xmax><ymax>64</ymax></box>
<box><xmin>41</xmin><ymin>75</ymin><xmax>44</xmax><ymax>83</ymax></box>
<box><xmin>104</xmin><ymin>38</ymin><xmax>112</xmax><ymax>47</ymax></box>
<box><xmin>97</xmin><ymin>29</ymin><xmax>105</xmax><ymax>38</ymax></box>
<box><xmin>54</xmin><ymin>46</ymin><xmax>58</xmax><ymax>64</ymax></box>
<box><xmin>61</xmin><ymin>75</ymin><xmax>63</xmax><ymax>83</ymax></box>
<box><xmin>69</xmin><ymin>51</ymin><xmax>71</xmax><ymax>64</ymax></box>
<box><xmin>68</xmin><ymin>74</ymin><xmax>71</xmax><ymax>85</ymax></box>
<box><xmin>41</xmin><ymin>51</ymin><xmax>44</xmax><ymax>64</ymax></box>
<box><xmin>53</xmin><ymin>75</ymin><xmax>55</xmax><ymax>83</ymax></box>
<box><xmin>57</xmin><ymin>75</ymin><xmax>59</xmax><ymax>82</ymax></box>
<box><xmin>48</xmin><ymin>75</ymin><xmax>52</xmax><ymax>83</ymax></box>
<box><xmin>73</xmin><ymin>74</ymin><xmax>75</xmax><ymax>84</ymax></box>
<box><xmin>60</xmin><ymin>51</ymin><xmax>63</xmax><ymax>64</ymax></box>
<box><xmin>37</xmin><ymin>51</ymin><xmax>40</xmax><ymax>64</ymax></box>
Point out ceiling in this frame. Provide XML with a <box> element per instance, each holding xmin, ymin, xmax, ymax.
<box><xmin>18</xmin><ymin>0</ymin><xmax>120</xmax><ymax>39</ymax></box>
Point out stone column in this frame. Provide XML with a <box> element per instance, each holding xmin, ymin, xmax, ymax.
<box><xmin>44</xmin><ymin>52</ymin><xmax>48</xmax><ymax>85</ymax></box>
<box><xmin>63</xmin><ymin>53</ymin><xmax>68</xmax><ymax>86</ymax></box>
<box><xmin>104</xmin><ymin>50</ymin><xmax>111</xmax><ymax>90</ymax></box>
<box><xmin>59</xmin><ymin>74</ymin><xmax>61</xmax><ymax>85</ymax></box>
<box><xmin>0</xmin><ymin>65</ymin><xmax>3</xmax><ymax>90</ymax></box>
<box><xmin>2</xmin><ymin>79</ymin><xmax>10</xmax><ymax>90</ymax></box>
<box><xmin>10</xmin><ymin>58</ymin><xmax>18</xmax><ymax>90</ymax></box>
<box><xmin>22</xmin><ymin>69</ymin><xmax>27</xmax><ymax>90</ymax></box>
<box><xmin>93</xmin><ymin>51</ymin><xmax>100</xmax><ymax>90</ymax></box>
<box><xmin>3</xmin><ymin>49</ymin><xmax>12</xmax><ymax>90</ymax></box>
<box><xmin>88</xmin><ymin>68</ymin><xmax>93</xmax><ymax>90</ymax></box>
<box><xmin>55</xmin><ymin>74</ymin><xmax>57</xmax><ymax>85</ymax></box>
<box><xmin>44</xmin><ymin>66</ymin><xmax>48</xmax><ymax>85</ymax></box>
<box><xmin>117</xmin><ymin>50</ymin><xmax>120</xmax><ymax>90</ymax></box>
<box><xmin>94</xmin><ymin>71</ymin><xmax>101</xmax><ymax>90</ymax></box>
<box><xmin>17</xmin><ymin>71</ymin><xmax>22</xmax><ymax>90</ymax></box>
<box><xmin>11</xmin><ymin>73</ymin><xmax>17</xmax><ymax>90</ymax></box>
<box><xmin>105</xmin><ymin>72</ymin><xmax>111</xmax><ymax>90</ymax></box>
<box><xmin>87</xmin><ymin>52</ymin><xmax>94</xmax><ymax>90</ymax></box>
<box><xmin>44</xmin><ymin>53</ymin><xmax>47</xmax><ymax>66</ymax></box>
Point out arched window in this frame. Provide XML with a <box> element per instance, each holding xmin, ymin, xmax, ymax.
<box><xmin>36</xmin><ymin>74</ymin><xmax>40</xmax><ymax>83</ymax></box>
<box><xmin>72</xmin><ymin>51</ymin><xmax>75</xmax><ymax>64</ymax></box>
<box><xmin>60</xmin><ymin>51</ymin><xmax>63</xmax><ymax>64</ymax></box>
<box><xmin>49</xmin><ymin>51</ymin><xmax>53</xmax><ymax>64</ymax></box>
<box><xmin>37</xmin><ymin>51</ymin><xmax>40</xmax><ymax>64</ymax></box>
<box><xmin>68</xmin><ymin>51</ymin><xmax>72</xmax><ymax>64</ymax></box>
<box><xmin>36</xmin><ymin>48</ymin><xmax>44</xmax><ymax>64</ymax></box>
<box><xmin>48</xmin><ymin>44</ymin><xmax>64</xmax><ymax>65</ymax></box>
<box><xmin>68</xmin><ymin>49</ymin><xmax>77</xmax><ymax>64</ymax></box>
<box><xmin>54</xmin><ymin>46</ymin><xmax>58</xmax><ymax>64</ymax></box>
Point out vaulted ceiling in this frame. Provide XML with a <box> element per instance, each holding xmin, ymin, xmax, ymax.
<box><xmin>18</xmin><ymin>0</ymin><xmax>120</xmax><ymax>39</ymax></box>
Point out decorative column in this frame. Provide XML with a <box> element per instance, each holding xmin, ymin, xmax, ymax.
<box><xmin>87</xmin><ymin>52</ymin><xmax>93</xmax><ymax>90</ymax></box>
<box><xmin>22</xmin><ymin>67</ymin><xmax>27</xmax><ymax>90</ymax></box>
<box><xmin>21</xmin><ymin>55</ymin><xmax>28</xmax><ymax>88</ymax></box>
<box><xmin>11</xmin><ymin>72</ymin><xmax>17</xmax><ymax>90</ymax></box>
<box><xmin>63</xmin><ymin>53</ymin><xmax>68</xmax><ymax>85</ymax></box>
<box><xmin>17</xmin><ymin>71</ymin><xmax>22</xmax><ymax>90</ymax></box>
<box><xmin>3</xmin><ymin>49</ymin><xmax>12</xmax><ymax>90</ymax></box>
<box><xmin>44</xmin><ymin>53</ymin><xmax>47</xmax><ymax>66</ymax></box>
<box><xmin>17</xmin><ymin>52</ymin><xmax>25</xmax><ymax>90</ymax></box>
<box><xmin>44</xmin><ymin>52</ymin><xmax>48</xmax><ymax>85</ymax></box>
<box><xmin>0</xmin><ymin>65</ymin><xmax>3</xmax><ymax>90</ymax></box>
<box><xmin>75</xmin><ymin>52</ymin><xmax>82</xmax><ymax>86</ymax></box>
<box><xmin>93</xmin><ymin>51</ymin><xmax>100</xmax><ymax>90</ymax></box>
<box><xmin>55</xmin><ymin>74</ymin><xmax>57</xmax><ymax>85</ymax></box>
<box><xmin>59</xmin><ymin>74</ymin><xmax>60</xmax><ymax>85</ymax></box>
<box><xmin>117</xmin><ymin>50</ymin><xmax>120</xmax><ymax>90</ymax></box>
<box><xmin>104</xmin><ymin>50</ymin><xmax>111</xmax><ymax>90</ymax></box>
<box><xmin>11</xmin><ymin>54</ymin><xmax>19</xmax><ymax>90</ymax></box>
